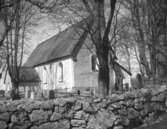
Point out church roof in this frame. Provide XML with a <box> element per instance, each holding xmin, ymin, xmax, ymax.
<box><xmin>24</xmin><ymin>20</ymin><xmax>88</xmax><ymax>67</ymax></box>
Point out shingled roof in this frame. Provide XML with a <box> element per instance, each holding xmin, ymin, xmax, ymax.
<box><xmin>24</xmin><ymin>20</ymin><xmax>88</xmax><ymax>67</ymax></box>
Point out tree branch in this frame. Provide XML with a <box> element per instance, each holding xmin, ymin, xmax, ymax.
<box><xmin>81</xmin><ymin>0</ymin><xmax>93</xmax><ymax>16</ymax></box>
<box><xmin>103</xmin><ymin>0</ymin><xmax>117</xmax><ymax>41</ymax></box>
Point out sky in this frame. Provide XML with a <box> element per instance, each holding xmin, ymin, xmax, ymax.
<box><xmin>23</xmin><ymin>16</ymin><xmax>68</xmax><ymax>63</ymax></box>
<box><xmin>0</xmin><ymin>10</ymin><xmax>71</xmax><ymax>64</ymax></box>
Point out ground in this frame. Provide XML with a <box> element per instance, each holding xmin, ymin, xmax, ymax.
<box><xmin>140</xmin><ymin>120</ymin><xmax>167</xmax><ymax>129</ymax></box>
<box><xmin>140</xmin><ymin>114</ymin><xmax>167</xmax><ymax>129</ymax></box>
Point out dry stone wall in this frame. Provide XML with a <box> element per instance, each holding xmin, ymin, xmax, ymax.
<box><xmin>0</xmin><ymin>85</ymin><xmax>167</xmax><ymax>129</ymax></box>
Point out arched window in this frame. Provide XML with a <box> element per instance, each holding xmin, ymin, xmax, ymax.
<box><xmin>91</xmin><ymin>54</ymin><xmax>99</xmax><ymax>72</ymax></box>
<box><xmin>57</xmin><ymin>62</ymin><xmax>63</xmax><ymax>83</ymax></box>
<box><xmin>43</xmin><ymin>66</ymin><xmax>47</xmax><ymax>84</ymax></box>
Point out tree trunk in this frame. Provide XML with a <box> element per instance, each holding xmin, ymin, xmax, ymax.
<box><xmin>157</xmin><ymin>35</ymin><xmax>167</xmax><ymax>78</ymax></box>
<box><xmin>89</xmin><ymin>0</ymin><xmax>109</xmax><ymax>97</ymax></box>
<box><xmin>11</xmin><ymin>81</ymin><xmax>20</xmax><ymax>100</ymax></box>
<box><xmin>149</xmin><ymin>39</ymin><xmax>157</xmax><ymax>81</ymax></box>
<box><xmin>137</xmin><ymin>41</ymin><xmax>151</xmax><ymax>77</ymax></box>
<box><xmin>134</xmin><ymin>46</ymin><xmax>145</xmax><ymax>76</ymax></box>
<box><xmin>82</xmin><ymin>0</ymin><xmax>117</xmax><ymax>97</ymax></box>
<box><xmin>97</xmin><ymin>44</ymin><xmax>110</xmax><ymax>97</ymax></box>
<box><xmin>113</xmin><ymin>63</ymin><xmax>123</xmax><ymax>92</ymax></box>
<box><xmin>124</xmin><ymin>45</ymin><xmax>131</xmax><ymax>72</ymax></box>
<box><xmin>109</xmin><ymin>68</ymin><xmax>115</xmax><ymax>94</ymax></box>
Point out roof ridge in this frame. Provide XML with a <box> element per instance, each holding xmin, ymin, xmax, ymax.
<box><xmin>24</xmin><ymin>18</ymin><xmax>88</xmax><ymax>67</ymax></box>
<box><xmin>36</xmin><ymin>20</ymin><xmax>85</xmax><ymax>48</ymax></box>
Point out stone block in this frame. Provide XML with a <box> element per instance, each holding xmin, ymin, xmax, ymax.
<box><xmin>165</xmin><ymin>99</ymin><xmax>167</xmax><ymax>107</ymax></box>
<box><xmin>30</xmin><ymin>126</ymin><xmax>38</xmax><ymax>129</ymax></box>
<box><xmin>87</xmin><ymin>116</ymin><xmax>102</xmax><ymax>129</ymax></box>
<box><xmin>111</xmin><ymin>103</ymin><xmax>122</xmax><ymax>109</ymax></box>
<box><xmin>118</xmin><ymin>108</ymin><xmax>127</xmax><ymax>116</ymax></box>
<box><xmin>0</xmin><ymin>121</ymin><xmax>7</xmax><ymax>129</ymax></box>
<box><xmin>151</xmin><ymin>93</ymin><xmax>165</xmax><ymax>102</ymax></box>
<box><xmin>54</xmin><ymin>106</ymin><xmax>66</xmax><ymax>113</ymax></box>
<box><xmin>54</xmin><ymin>98</ymin><xmax>76</xmax><ymax>107</ymax></box>
<box><xmin>40</xmin><ymin>101</ymin><xmax>54</xmax><ymax>110</ymax></box>
<box><xmin>74</xmin><ymin>101</ymin><xmax>82</xmax><ymax>111</ymax></box>
<box><xmin>19</xmin><ymin>111</ymin><xmax>28</xmax><ymax>122</ymax></box>
<box><xmin>17</xmin><ymin>102</ymin><xmax>41</xmax><ymax>112</ymax></box>
<box><xmin>143</xmin><ymin>103</ymin><xmax>153</xmax><ymax>113</ymax></box>
<box><xmin>0</xmin><ymin>104</ymin><xmax>7</xmax><ymax>113</ymax></box>
<box><xmin>11</xmin><ymin>121</ymin><xmax>31</xmax><ymax>129</ymax></box>
<box><xmin>39</xmin><ymin>122</ymin><xmax>58</xmax><ymax>129</ymax></box>
<box><xmin>158</xmin><ymin>85</ymin><xmax>167</xmax><ymax>93</ymax></box>
<box><xmin>0</xmin><ymin>112</ymin><xmax>10</xmax><ymax>122</ymax></box>
<box><xmin>64</xmin><ymin>110</ymin><xmax>74</xmax><ymax>119</ymax></box>
<box><xmin>127</xmin><ymin>108</ymin><xmax>139</xmax><ymax>119</ymax></box>
<box><xmin>83</xmin><ymin>102</ymin><xmax>97</xmax><ymax>113</ymax></box>
<box><xmin>55</xmin><ymin>120</ymin><xmax>70</xmax><ymax>129</ymax></box>
<box><xmin>50</xmin><ymin>112</ymin><xmax>62</xmax><ymax>121</ymax></box>
<box><xmin>72</xmin><ymin>127</ymin><xmax>85</xmax><ymax>129</ymax></box>
<box><xmin>30</xmin><ymin>110</ymin><xmax>51</xmax><ymax>123</ymax></box>
<box><xmin>134</xmin><ymin>102</ymin><xmax>143</xmax><ymax>110</ymax></box>
<box><xmin>11</xmin><ymin>114</ymin><xmax>19</xmax><ymax>123</ymax></box>
<box><xmin>113</xmin><ymin>125</ymin><xmax>124</xmax><ymax>129</ymax></box>
<box><xmin>71</xmin><ymin>119</ymin><xmax>86</xmax><ymax>127</ymax></box>
<box><xmin>74</xmin><ymin>111</ymin><xmax>89</xmax><ymax>120</ymax></box>
<box><xmin>114</xmin><ymin>116</ymin><xmax>130</xmax><ymax>126</ymax></box>
<box><xmin>96</xmin><ymin>110</ymin><xmax>117</xmax><ymax>128</ymax></box>
<box><xmin>109</xmin><ymin>94</ymin><xmax>123</xmax><ymax>103</ymax></box>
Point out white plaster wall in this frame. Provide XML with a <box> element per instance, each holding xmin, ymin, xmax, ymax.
<box><xmin>35</xmin><ymin>58</ymin><xmax>74</xmax><ymax>91</ymax></box>
<box><xmin>58</xmin><ymin>58</ymin><xmax>74</xmax><ymax>91</ymax></box>
<box><xmin>73</xmin><ymin>40</ymin><xmax>98</xmax><ymax>89</ymax></box>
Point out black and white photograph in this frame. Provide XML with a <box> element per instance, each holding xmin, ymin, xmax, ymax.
<box><xmin>0</xmin><ymin>0</ymin><xmax>167</xmax><ymax>129</ymax></box>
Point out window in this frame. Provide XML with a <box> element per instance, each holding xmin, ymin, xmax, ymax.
<box><xmin>91</xmin><ymin>54</ymin><xmax>99</xmax><ymax>72</ymax></box>
<box><xmin>43</xmin><ymin>66</ymin><xmax>47</xmax><ymax>84</ymax></box>
<box><xmin>57</xmin><ymin>62</ymin><xmax>63</xmax><ymax>83</ymax></box>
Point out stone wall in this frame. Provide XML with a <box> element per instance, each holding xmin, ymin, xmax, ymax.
<box><xmin>0</xmin><ymin>85</ymin><xmax>167</xmax><ymax>129</ymax></box>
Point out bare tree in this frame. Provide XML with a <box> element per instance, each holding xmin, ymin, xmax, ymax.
<box><xmin>123</xmin><ymin>0</ymin><xmax>167</xmax><ymax>81</ymax></box>
<box><xmin>0</xmin><ymin>0</ymin><xmax>15</xmax><ymax>47</ymax></box>
<box><xmin>125</xmin><ymin>0</ymin><xmax>152</xmax><ymax>77</ymax></box>
<box><xmin>0</xmin><ymin>0</ymin><xmax>68</xmax><ymax>47</ymax></box>
<box><xmin>4</xmin><ymin>0</ymin><xmax>38</xmax><ymax>99</ymax></box>
<box><xmin>80</xmin><ymin>0</ymin><xmax>117</xmax><ymax>97</ymax></box>
<box><xmin>146</xmin><ymin>0</ymin><xmax>167</xmax><ymax>80</ymax></box>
